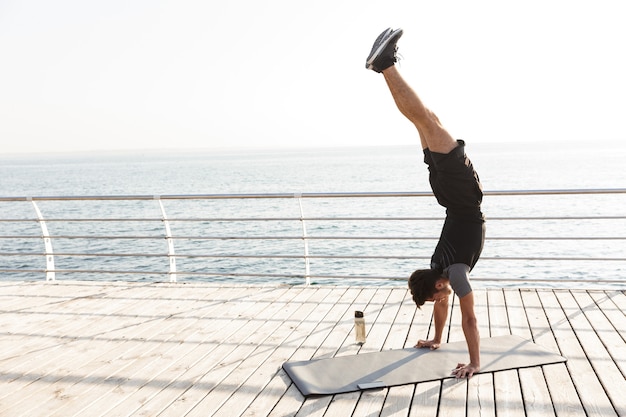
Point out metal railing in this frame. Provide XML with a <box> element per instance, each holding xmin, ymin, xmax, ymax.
<box><xmin>0</xmin><ymin>189</ymin><xmax>625</xmax><ymax>287</ymax></box>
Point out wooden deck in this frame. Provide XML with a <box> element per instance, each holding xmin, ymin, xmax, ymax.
<box><xmin>0</xmin><ymin>281</ymin><xmax>624</xmax><ymax>417</ymax></box>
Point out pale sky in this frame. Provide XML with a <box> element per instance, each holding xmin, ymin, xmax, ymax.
<box><xmin>1</xmin><ymin>0</ymin><xmax>624</xmax><ymax>154</ymax></box>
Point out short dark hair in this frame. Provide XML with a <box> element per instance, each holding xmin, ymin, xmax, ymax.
<box><xmin>408</xmin><ymin>268</ymin><xmax>441</xmax><ymax>307</ymax></box>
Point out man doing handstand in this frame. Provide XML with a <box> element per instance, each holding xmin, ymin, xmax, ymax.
<box><xmin>366</xmin><ymin>28</ymin><xmax>486</xmax><ymax>379</ymax></box>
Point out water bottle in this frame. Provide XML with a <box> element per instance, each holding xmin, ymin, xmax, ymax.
<box><xmin>355</xmin><ymin>310</ymin><xmax>366</xmax><ymax>344</ymax></box>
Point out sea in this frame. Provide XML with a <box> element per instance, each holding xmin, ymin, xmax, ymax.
<box><xmin>1</xmin><ymin>141</ymin><xmax>625</xmax><ymax>288</ymax></box>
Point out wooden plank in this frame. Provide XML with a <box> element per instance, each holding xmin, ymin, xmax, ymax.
<box><xmin>493</xmin><ymin>370</ymin><xmax>526</xmax><ymax>417</ymax></box>
<box><xmin>505</xmin><ymin>289</ymin><xmax>556</xmax><ymax>417</ymax></box>
<box><xmin>92</xmin><ymin>316</ymin><xmax>226</xmax><ymax>416</ymax></box>
<box><xmin>126</xmin><ymin>285</ymin><xmax>303</xmax><ymax>417</ymax></box>
<box><xmin>587</xmin><ymin>291</ymin><xmax>626</xmax><ymax>377</ymax></box>
<box><xmin>408</xmin><ymin>381</ymin><xmax>440</xmax><ymax>417</ymax></box>
<box><xmin>560</xmin><ymin>291</ymin><xmax>625</xmax><ymax>417</ymax></box>
<box><xmin>488</xmin><ymin>289</ymin><xmax>511</xmax><ymax>337</ymax></box>
<box><xmin>127</xmin><ymin>286</ymin><xmax>280</xmax><ymax>417</ymax></box>
<box><xmin>407</xmin><ymin>293</ymin><xmax>440</xmax><ymax>417</ymax></box>
<box><xmin>82</xmin><ymin>285</ymin><xmax>256</xmax><ymax>417</ymax></box>
<box><xmin>0</xmin><ymin>282</ymin><xmax>133</xmax><ymax>362</ymax></box>
<box><xmin>255</xmin><ymin>287</ymin><xmax>362</xmax><ymax>417</ymax></box>
<box><xmin>165</xmin><ymin>289</ymin><xmax>316</xmax><ymax>416</ymax></box>
<box><xmin>439</xmin><ymin>294</ymin><xmax>468</xmax><ymax>417</ymax></box>
<box><xmin>380</xmin><ymin>289</ymin><xmax>424</xmax><ymax>417</ymax></box>
<box><xmin>351</xmin><ymin>288</ymin><xmax>413</xmax><ymax>417</ymax></box>
<box><xmin>0</xmin><ymin>285</ymin><xmax>164</xmax><ymax>414</ymax></box>
<box><xmin>597</xmin><ymin>291</ymin><xmax>626</xmax><ymax>326</ymax></box>
<box><xmin>44</xmin><ymin>285</ymin><xmax>294</xmax><ymax>417</ymax></box>
<box><xmin>393</xmin><ymin>288</ymin><xmax>421</xmax><ymax>350</ymax></box>
<box><xmin>466</xmin><ymin>289</ymin><xmax>495</xmax><ymax>417</ymax></box>
<box><xmin>350</xmin><ymin>288</ymin><xmax>395</xmax><ymax>354</ymax></box>
<box><xmin>0</xmin><ymin>282</ymin><xmax>83</xmax><ymax>313</ymax></box>
<box><xmin>325</xmin><ymin>288</ymin><xmax>395</xmax><ymax>417</ymax></box>
<box><xmin>520</xmin><ymin>290</ymin><xmax>584</xmax><ymax>417</ymax></box>
<box><xmin>1</xmin><ymin>283</ymin><xmax>624</xmax><ymax>417</ymax></box>
<box><xmin>35</xmin><ymin>284</ymin><xmax>237</xmax><ymax>417</ymax></box>
<box><xmin>517</xmin><ymin>355</ymin><xmax>557</xmax><ymax>414</ymax></box>
<box><xmin>605</xmin><ymin>291</ymin><xmax>626</xmax><ymax>314</ymax></box>
<box><xmin>0</xmin><ymin>283</ymin><xmax>161</xmax><ymax>356</ymax></box>
<box><xmin>295</xmin><ymin>287</ymin><xmax>392</xmax><ymax>417</ymax></box>
<box><xmin>315</xmin><ymin>287</ymin><xmax>379</xmax><ymax>359</ymax></box>
<box><xmin>375</xmin><ymin>288</ymin><xmax>412</xmax><ymax>349</ymax></box>
<box><xmin>241</xmin><ymin>287</ymin><xmax>356</xmax><ymax>417</ymax></box>
<box><xmin>263</xmin><ymin>384</ymin><xmax>304</xmax><ymax>417</ymax></box>
<box><xmin>438</xmin><ymin>379</ymin><xmax>468</xmax><ymax>417</ymax></box>
<box><xmin>406</xmin><ymin>292</ymin><xmax>435</xmax><ymax>349</ymax></box>
<box><xmin>380</xmin><ymin>384</ymin><xmax>414</xmax><ymax>417</ymax></box>
<box><xmin>539</xmin><ymin>290</ymin><xmax>617</xmax><ymax>417</ymax></box>
<box><xmin>488</xmin><ymin>289</ymin><xmax>524</xmax><ymax>417</ymax></box>
<box><xmin>290</xmin><ymin>287</ymin><xmax>380</xmax><ymax>417</ymax></box>
<box><xmin>212</xmin><ymin>287</ymin><xmax>344</xmax><ymax>417</ymax></box>
<box><xmin>504</xmin><ymin>290</ymin><xmax>532</xmax><ymax>339</ymax></box>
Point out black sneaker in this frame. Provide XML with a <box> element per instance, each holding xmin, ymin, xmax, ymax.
<box><xmin>365</xmin><ymin>28</ymin><xmax>403</xmax><ymax>73</ymax></box>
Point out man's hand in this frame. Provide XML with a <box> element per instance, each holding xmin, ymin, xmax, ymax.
<box><xmin>451</xmin><ymin>362</ymin><xmax>479</xmax><ymax>379</ymax></box>
<box><xmin>415</xmin><ymin>339</ymin><xmax>441</xmax><ymax>350</ymax></box>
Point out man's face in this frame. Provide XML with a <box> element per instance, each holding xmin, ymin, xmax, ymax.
<box><xmin>426</xmin><ymin>279</ymin><xmax>452</xmax><ymax>302</ymax></box>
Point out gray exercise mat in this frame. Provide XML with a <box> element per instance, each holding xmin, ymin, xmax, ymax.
<box><xmin>282</xmin><ymin>335</ymin><xmax>566</xmax><ymax>396</ymax></box>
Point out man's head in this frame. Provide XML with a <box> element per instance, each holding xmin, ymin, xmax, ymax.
<box><xmin>408</xmin><ymin>268</ymin><xmax>452</xmax><ymax>307</ymax></box>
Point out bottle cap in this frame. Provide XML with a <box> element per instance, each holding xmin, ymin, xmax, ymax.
<box><xmin>355</xmin><ymin>310</ymin><xmax>364</xmax><ymax>318</ymax></box>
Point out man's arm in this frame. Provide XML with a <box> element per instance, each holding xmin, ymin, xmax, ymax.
<box><xmin>415</xmin><ymin>295</ymin><xmax>449</xmax><ymax>349</ymax></box>
<box><xmin>452</xmin><ymin>291</ymin><xmax>480</xmax><ymax>378</ymax></box>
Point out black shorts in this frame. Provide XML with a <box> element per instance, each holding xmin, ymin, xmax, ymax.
<box><xmin>424</xmin><ymin>140</ymin><xmax>484</xmax><ymax>218</ymax></box>
<box><xmin>424</xmin><ymin>140</ymin><xmax>485</xmax><ymax>271</ymax></box>
<box><xmin>431</xmin><ymin>216</ymin><xmax>486</xmax><ymax>271</ymax></box>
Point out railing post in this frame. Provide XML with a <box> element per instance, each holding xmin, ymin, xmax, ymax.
<box><xmin>30</xmin><ymin>199</ymin><xmax>55</xmax><ymax>281</ymax></box>
<box><xmin>156</xmin><ymin>197</ymin><xmax>177</xmax><ymax>282</ymax></box>
<box><xmin>295</xmin><ymin>194</ymin><xmax>311</xmax><ymax>285</ymax></box>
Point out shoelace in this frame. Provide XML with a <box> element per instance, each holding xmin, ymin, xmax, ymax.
<box><xmin>395</xmin><ymin>49</ymin><xmax>404</xmax><ymax>67</ymax></box>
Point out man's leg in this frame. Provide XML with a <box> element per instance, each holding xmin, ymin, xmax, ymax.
<box><xmin>381</xmin><ymin>66</ymin><xmax>457</xmax><ymax>154</ymax></box>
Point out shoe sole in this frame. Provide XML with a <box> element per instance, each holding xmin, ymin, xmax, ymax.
<box><xmin>366</xmin><ymin>28</ymin><xmax>403</xmax><ymax>70</ymax></box>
